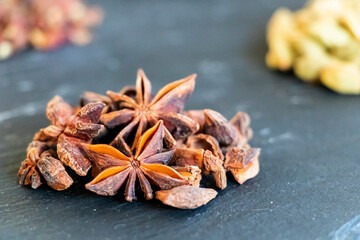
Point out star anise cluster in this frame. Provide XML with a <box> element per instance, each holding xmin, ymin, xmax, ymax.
<box><xmin>0</xmin><ymin>0</ymin><xmax>103</xmax><ymax>60</ymax></box>
<box><xmin>18</xmin><ymin>69</ymin><xmax>261</xmax><ymax>209</ymax></box>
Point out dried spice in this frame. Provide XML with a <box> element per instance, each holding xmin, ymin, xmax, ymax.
<box><xmin>18</xmin><ymin>141</ymin><xmax>73</xmax><ymax>190</ymax></box>
<box><xmin>266</xmin><ymin>0</ymin><xmax>360</xmax><ymax>94</ymax></box>
<box><xmin>0</xmin><ymin>0</ymin><xmax>103</xmax><ymax>60</ymax></box>
<box><xmin>225</xmin><ymin>147</ymin><xmax>260</xmax><ymax>185</ymax></box>
<box><xmin>18</xmin><ymin>69</ymin><xmax>261</xmax><ymax>209</ymax></box>
<box><xmin>57</xmin><ymin>102</ymin><xmax>105</xmax><ymax>176</ymax></box>
<box><xmin>83</xmin><ymin>121</ymin><xmax>188</xmax><ymax>201</ymax></box>
<box><xmin>156</xmin><ymin>186</ymin><xmax>218</xmax><ymax>209</ymax></box>
<box><xmin>101</xmin><ymin>69</ymin><xmax>199</xmax><ymax>150</ymax></box>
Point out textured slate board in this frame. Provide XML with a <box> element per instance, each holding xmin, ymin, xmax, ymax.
<box><xmin>1</xmin><ymin>0</ymin><xmax>360</xmax><ymax>239</ymax></box>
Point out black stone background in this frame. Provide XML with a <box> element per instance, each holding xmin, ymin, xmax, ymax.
<box><xmin>1</xmin><ymin>0</ymin><xmax>359</xmax><ymax>239</ymax></box>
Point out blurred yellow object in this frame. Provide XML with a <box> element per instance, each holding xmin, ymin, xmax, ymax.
<box><xmin>266</xmin><ymin>0</ymin><xmax>360</xmax><ymax>94</ymax></box>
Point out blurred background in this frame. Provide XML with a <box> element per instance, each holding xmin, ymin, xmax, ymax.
<box><xmin>1</xmin><ymin>0</ymin><xmax>360</xmax><ymax>240</ymax></box>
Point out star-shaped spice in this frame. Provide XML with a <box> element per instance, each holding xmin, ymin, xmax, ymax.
<box><xmin>100</xmin><ymin>69</ymin><xmax>199</xmax><ymax>153</ymax></box>
<box><xmin>225</xmin><ymin>147</ymin><xmax>260</xmax><ymax>184</ymax></box>
<box><xmin>83</xmin><ymin>120</ymin><xmax>189</xmax><ymax>202</ymax></box>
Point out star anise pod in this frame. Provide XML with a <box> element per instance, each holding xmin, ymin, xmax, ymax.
<box><xmin>225</xmin><ymin>147</ymin><xmax>260</xmax><ymax>184</ymax></box>
<box><xmin>18</xmin><ymin>141</ymin><xmax>73</xmax><ymax>190</ymax></box>
<box><xmin>100</xmin><ymin>69</ymin><xmax>199</xmax><ymax>152</ymax></box>
<box><xmin>57</xmin><ymin>101</ymin><xmax>106</xmax><ymax>176</ymax></box>
<box><xmin>83</xmin><ymin>120</ymin><xmax>189</xmax><ymax>202</ymax></box>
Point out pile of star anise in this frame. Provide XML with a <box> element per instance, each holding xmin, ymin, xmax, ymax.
<box><xmin>18</xmin><ymin>70</ymin><xmax>261</xmax><ymax>209</ymax></box>
<box><xmin>0</xmin><ymin>0</ymin><xmax>103</xmax><ymax>60</ymax></box>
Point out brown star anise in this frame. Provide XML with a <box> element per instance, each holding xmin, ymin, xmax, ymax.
<box><xmin>100</xmin><ymin>69</ymin><xmax>199</xmax><ymax>153</ymax></box>
<box><xmin>83</xmin><ymin>120</ymin><xmax>189</xmax><ymax>201</ymax></box>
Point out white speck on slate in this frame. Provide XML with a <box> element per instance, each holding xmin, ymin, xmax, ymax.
<box><xmin>259</xmin><ymin>128</ymin><xmax>271</xmax><ymax>136</ymax></box>
<box><xmin>268</xmin><ymin>132</ymin><xmax>295</xmax><ymax>144</ymax></box>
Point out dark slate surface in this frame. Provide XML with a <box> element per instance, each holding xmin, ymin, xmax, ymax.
<box><xmin>1</xmin><ymin>0</ymin><xmax>360</xmax><ymax>239</ymax></box>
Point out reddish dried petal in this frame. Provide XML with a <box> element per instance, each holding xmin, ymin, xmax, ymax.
<box><xmin>131</xmin><ymin>116</ymin><xmax>148</xmax><ymax>150</ymax></box>
<box><xmin>81</xmin><ymin>91</ymin><xmax>112</xmax><ymax>112</ymax></box>
<box><xmin>203</xmin><ymin>150</ymin><xmax>227</xmax><ymax>189</ymax></box>
<box><xmin>213</xmin><ymin>168</ymin><xmax>227</xmax><ymax>189</ymax></box>
<box><xmin>82</xmin><ymin>144</ymin><xmax>131</xmax><ymax>176</ymax></box>
<box><xmin>100</xmin><ymin>109</ymin><xmax>135</xmax><ymax>128</ymax></box>
<box><xmin>135</xmin><ymin>168</ymin><xmax>153</xmax><ymax>200</ymax></box>
<box><xmin>86</xmin><ymin>167</ymin><xmax>131</xmax><ymax>196</ymax></box>
<box><xmin>30</xmin><ymin>169</ymin><xmax>42</xmax><ymax>189</ymax></box>
<box><xmin>156</xmin><ymin>186</ymin><xmax>217</xmax><ymax>209</ymax></box>
<box><xmin>33</xmin><ymin>125</ymin><xmax>64</xmax><ymax>142</ymax></box>
<box><xmin>230</xmin><ymin>112</ymin><xmax>253</xmax><ymax>139</ymax></box>
<box><xmin>26</xmin><ymin>141</ymin><xmax>48</xmax><ymax>163</ymax></box>
<box><xmin>110</xmin><ymin>117</ymin><xmax>139</xmax><ymax>148</ymax></box>
<box><xmin>46</xmin><ymin>95</ymin><xmax>73</xmax><ymax>126</ymax></box>
<box><xmin>230</xmin><ymin>112</ymin><xmax>253</xmax><ymax>146</ymax></box>
<box><xmin>125</xmin><ymin>169</ymin><xmax>137</xmax><ymax>202</ymax></box>
<box><xmin>18</xmin><ymin>159</ymin><xmax>34</xmax><ymax>185</ymax></box>
<box><xmin>203</xmin><ymin>109</ymin><xmax>239</xmax><ymax>146</ymax></box>
<box><xmin>185</xmin><ymin>110</ymin><xmax>205</xmax><ymax>133</ymax></box>
<box><xmin>224</xmin><ymin>147</ymin><xmax>260</xmax><ymax>170</ymax></box>
<box><xmin>107</xmin><ymin>91</ymin><xmax>138</xmax><ymax>109</ymax></box>
<box><xmin>37</xmin><ymin>151</ymin><xmax>73</xmax><ymax>191</ymax></box>
<box><xmin>142</xmin><ymin>150</ymin><xmax>175</xmax><ymax>165</ymax></box>
<box><xmin>159</xmin><ymin>112</ymin><xmax>199</xmax><ymax>139</ymax></box>
<box><xmin>172</xmin><ymin>165</ymin><xmax>202</xmax><ymax>187</ymax></box>
<box><xmin>148</xmin><ymin>114</ymin><xmax>176</xmax><ymax>149</ymax></box>
<box><xmin>203</xmin><ymin>150</ymin><xmax>224</xmax><ymax>172</ymax></box>
<box><xmin>135</xmin><ymin>69</ymin><xmax>152</xmax><ymax>105</ymax></box>
<box><xmin>141</xmin><ymin>164</ymin><xmax>189</xmax><ymax>190</ymax></box>
<box><xmin>57</xmin><ymin>134</ymin><xmax>91</xmax><ymax>176</ymax></box>
<box><xmin>75</xmin><ymin>102</ymin><xmax>105</xmax><ymax>123</ymax></box>
<box><xmin>170</xmin><ymin>148</ymin><xmax>204</xmax><ymax>169</ymax></box>
<box><xmin>150</xmin><ymin>74</ymin><xmax>196</xmax><ymax>113</ymax></box>
<box><xmin>136</xmin><ymin>120</ymin><xmax>164</xmax><ymax>160</ymax></box>
<box><xmin>230</xmin><ymin>158</ymin><xmax>260</xmax><ymax>184</ymax></box>
<box><xmin>65</xmin><ymin>102</ymin><xmax>105</xmax><ymax>140</ymax></box>
<box><xmin>187</xmin><ymin>134</ymin><xmax>223</xmax><ymax>160</ymax></box>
